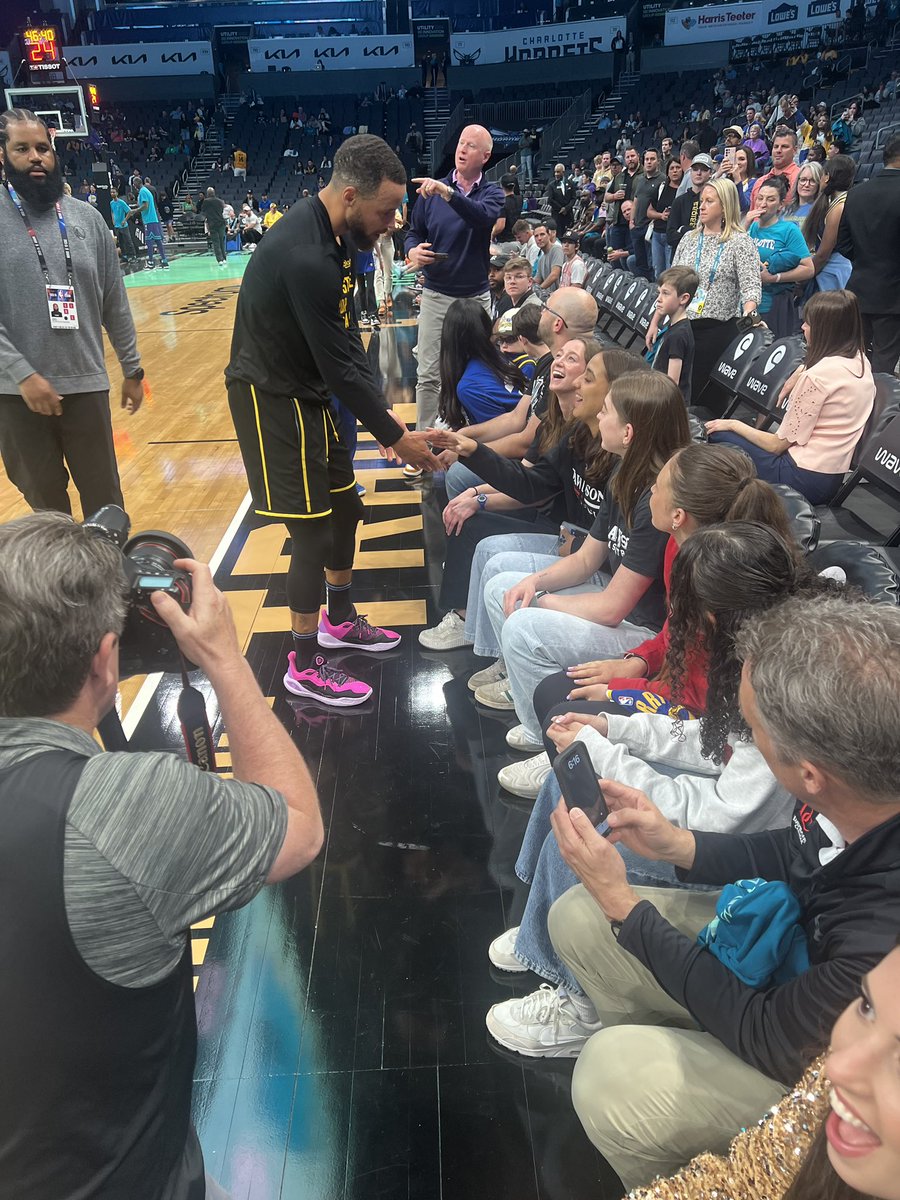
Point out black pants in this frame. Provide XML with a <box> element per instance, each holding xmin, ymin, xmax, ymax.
<box><xmin>115</xmin><ymin>224</ymin><xmax>137</xmax><ymax>261</ymax></box>
<box><xmin>863</xmin><ymin>312</ymin><xmax>900</xmax><ymax>376</ymax></box>
<box><xmin>533</xmin><ymin>670</ymin><xmax>623</xmax><ymax>757</ymax></box>
<box><xmin>209</xmin><ymin>225</ymin><xmax>227</xmax><ymax>263</ymax></box>
<box><xmin>355</xmin><ymin>271</ymin><xmax>376</xmax><ymax>317</ymax></box>
<box><xmin>0</xmin><ymin>390</ymin><xmax>124</xmax><ymax>516</ymax></box>
<box><xmin>438</xmin><ymin>508</ymin><xmax>558</xmax><ymax>612</ymax></box>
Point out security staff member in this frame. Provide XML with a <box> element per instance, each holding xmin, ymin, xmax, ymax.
<box><xmin>0</xmin><ymin>108</ymin><xmax>144</xmax><ymax>517</ymax></box>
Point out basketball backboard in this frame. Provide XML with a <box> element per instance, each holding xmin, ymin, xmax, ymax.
<box><xmin>3</xmin><ymin>84</ymin><xmax>89</xmax><ymax>140</ymax></box>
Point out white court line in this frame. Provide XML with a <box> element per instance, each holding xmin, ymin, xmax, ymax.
<box><xmin>121</xmin><ymin>491</ymin><xmax>252</xmax><ymax>738</ymax></box>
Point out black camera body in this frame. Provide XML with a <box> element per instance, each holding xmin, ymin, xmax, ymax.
<box><xmin>84</xmin><ymin>505</ymin><xmax>194</xmax><ymax>678</ymax></box>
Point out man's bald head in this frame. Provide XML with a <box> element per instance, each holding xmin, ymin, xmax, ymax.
<box><xmin>538</xmin><ymin>287</ymin><xmax>599</xmax><ymax>349</ymax></box>
<box><xmin>455</xmin><ymin>124</ymin><xmax>493</xmax><ymax>181</ymax></box>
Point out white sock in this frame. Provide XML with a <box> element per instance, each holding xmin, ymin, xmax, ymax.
<box><xmin>565</xmin><ymin>989</ymin><xmax>600</xmax><ymax>1024</ymax></box>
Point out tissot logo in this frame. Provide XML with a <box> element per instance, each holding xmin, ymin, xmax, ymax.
<box><xmin>111</xmin><ymin>53</ymin><xmax>148</xmax><ymax>65</ymax></box>
<box><xmin>768</xmin><ymin>2</ymin><xmax>799</xmax><ymax>24</ymax></box>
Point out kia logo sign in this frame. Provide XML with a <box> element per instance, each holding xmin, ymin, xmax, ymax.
<box><xmin>763</xmin><ymin>345</ymin><xmax>787</xmax><ymax>374</ymax></box>
<box><xmin>734</xmin><ymin>334</ymin><xmax>754</xmax><ymax>359</ymax></box>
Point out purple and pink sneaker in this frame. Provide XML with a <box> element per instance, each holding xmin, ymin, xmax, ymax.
<box><xmin>317</xmin><ymin>612</ymin><xmax>402</xmax><ymax>653</ymax></box>
<box><xmin>284</xmin><ymin>652</ymin><xmax>373</xmax><ymax>707</ymax></box>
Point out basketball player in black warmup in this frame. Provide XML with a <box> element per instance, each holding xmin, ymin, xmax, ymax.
<box><xmin>226</xmin><ymin>135</ymin><xmax>439</xmax><ymax>706</ymax></box>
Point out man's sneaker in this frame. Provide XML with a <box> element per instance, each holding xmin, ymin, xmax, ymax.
<box><xmin>488</xmin><ymin>926</ymin><xmax>528</xmax><ymax>973</ymax></box>
<box><xmin>284</xmin><ymin>652</ymin><xmax>372</xmax><ymax>707</ymax></box>
<box><xmin>506</xmin><ymin>723</ymin><xmax>542</xmax><ymax>752</ymax></box>
<box><xmin>403</xmin><ymin>463</ymin><xmax>423</xmax><ymax>480</ymax></box>
<box><xmin>317</xmin><ymin>612</ymin><xmax>401</xmax><ymax>653</ymax></box>
<box><xmin>145</xmin><ymin>262</ymin><xmax>156</xmax><ymax>270</ymax></box>
<box><xmin>467</xmin><ymin>657</ymin><xmax>506</xmax><ymax>691</ymax></box>
<box><xmin>355</xmin><ymin>481</ymin><xmax>367</xmax><ymax>497</ymax></box>
<box><xmin>418</xmin><ymin>610</ymin><xmax>472</xmax><ymax>650</ymax></box>
<box><xmin>498</xmin><ymin>752</ymin><xmax>551</xmax><ymax>799</ymax></box>
<box><xmin>486</xmin><ymin>984</ymin><xmax>603</xmax><ymax>1058</ymax></box>
<box><xmin>474</xmin><ymin>678</ymin><xmax>516</xmax><ymax>711</ymax></box>
<box><xmin>160</xmin><ymin>262</ymin><xmax>171</xmax><ymax>270</ymax></box>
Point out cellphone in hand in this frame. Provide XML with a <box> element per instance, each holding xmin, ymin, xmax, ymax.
<box><xmin>431</xmin><ymin>251</ymin><xmax>449</xmax><ymax>262</ymax></box>
<box><xmin>553</xmin><ymin>740</ymin><xmax>611</xmax><ymax>834</ymax></box>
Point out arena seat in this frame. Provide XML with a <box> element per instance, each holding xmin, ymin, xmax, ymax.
<box><xmin>690</xmin><ymin>326</ymin><xmax>773</xmax><ymax>423</ymax></box>
<box><xmin>772</xmin><ymin>483</ymin><xmax>820</xmax><ymax>554</ymax></box>
<box><xmin>816</xmin><ymin>412</ymin><xmax>900</xmax><ymax>547</ymax></box>
<box><xmin>808</xmin><ymin>541</ymin><xmax>900</xmax><ymax>604</ymax></box>
<box><xmin>723</xmin><ymin>336</ymin><xmax>807</xmax><ymax>429</ymax></box>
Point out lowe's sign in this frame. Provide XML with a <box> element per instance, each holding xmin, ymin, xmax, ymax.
<box><xmin>62</xmin><ymin>41</ymin><xmax>213</xmax><ymax>77</ymax></box>
<box><xmin>248</xmin><ymin>35</ymin><xmax>414</xmax><ymax>71</ymax></box>
<box><xmin>665</xmin><ymin>0</ymin><xmax>842</xmax><ymax>44</ymax></box>
<box><xmin>452</xmin><ymin>18</ymin><xmax>622</xmax><ymax>65</ymax></box>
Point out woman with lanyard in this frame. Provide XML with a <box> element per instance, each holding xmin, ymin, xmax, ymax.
<box><xmin>746</xmin><ymin>175</ymin><xmax>814</xmax><ymax>338</ymax></box>
<box><xmin>650</xmin><ymin>178</ymin><xmax>762</xmax><ymax>414</ymax></box>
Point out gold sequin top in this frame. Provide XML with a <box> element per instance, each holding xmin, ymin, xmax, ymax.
<box><xmin>627</xmin><ymin>1058</ymin><xmax>828</xmax><ymax>1200</ymax></box>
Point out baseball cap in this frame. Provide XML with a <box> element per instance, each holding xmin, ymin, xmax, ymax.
<box><xmin>560</xmin><ymin>232</ymin><xmax>580</xmax><ymax>245</ymax></box>
<box><xmin>497</xmin><ymin>307</ymin><xmax>520</xmax><ymax>336</ymax></box>
<box><xmin>724</xmin><ymin>126</ymin><xmax>744</xmax><ymax>138</ymax></box>
<box><xmin>691</xmin><ymin>153</ymin><xmax>714</xmax><ymax>170</ymax></box>
<box><xmin>490</xmin><ymin>254</ymin><xmax>510</xmax><ymax>269</ymax></box>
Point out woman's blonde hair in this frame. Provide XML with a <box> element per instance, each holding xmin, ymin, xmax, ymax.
<box><xmin>702</xmin><ymin>177</ymin><xmax>744</xmax><ymax>242</ymax></box>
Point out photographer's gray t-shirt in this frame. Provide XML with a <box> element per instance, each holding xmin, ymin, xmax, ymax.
<box><xmin>0</xmin><ymin>718</ymin><xmax>287</xmax><ymax>987</ymax></box>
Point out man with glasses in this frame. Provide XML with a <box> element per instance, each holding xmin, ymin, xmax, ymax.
<box><xmin>503</xmin><ymin>256</ymin><xmax>541</xmax><ymax>310</ymax></box>
<box><xmin>667</xmin><ymin>153</ymin><xmax>713</xmax><ymax>254</ymax></box>
<box><xmin>405</xmin><ymin>124</ymin><xmax>504</xmax><ymax>472</ymax></box>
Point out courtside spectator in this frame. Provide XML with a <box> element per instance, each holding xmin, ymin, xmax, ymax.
<box><xmin>647</xmin><ymin>266</ymin><xmax>698</xmax><ymax>403</ymax></box>
<box><xmin>534</xmin><ymin>222</ymin><xmax>564</xmax><ymax>293</ymax></box>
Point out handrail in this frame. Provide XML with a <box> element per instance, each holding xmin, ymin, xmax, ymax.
<box><xmin>875</xmin><ymin>121</ymin><xmax>900</xmax><ymax>150</ymax></box>
<box><xmin>830</xmin><ymin>91</ymin><xmax>863</xmax><ymax>120</ymax></box>
<box><xmin>487</xmin><ymin>87</ymin><xmax>591</xmax><ymax>183</ymax></box>
<box><xmin>428</xmin><ymin>97</ymin><xmax>465</xmax><ymax>176</ymax></box>
<box><xmin>463</xmin><ymin>97</ymin><xmax>573</xmax><ymax>128</ymax></box>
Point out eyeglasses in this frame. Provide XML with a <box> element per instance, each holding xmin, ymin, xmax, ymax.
<box><xmin>539</xmin><ymin>298</ymin><xmax>568</xmax><ymax>328</ymax></box>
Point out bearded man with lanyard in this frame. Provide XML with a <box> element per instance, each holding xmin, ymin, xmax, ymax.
<box><xmin>0</xmin><ymin>109</ymin><xmax>144</xmax><ymax>516</ymax></box>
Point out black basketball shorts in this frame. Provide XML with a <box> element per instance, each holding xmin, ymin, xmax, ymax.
<box><xmin>227</xmin><ymin>381</ymin><xmax>356</xmax><ymax>520</ymax></box>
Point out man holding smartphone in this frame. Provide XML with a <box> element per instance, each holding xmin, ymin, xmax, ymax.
<box><xmin>404</xmin><ymin>125</ymin><xmax>505</xmax><ymax>473</ymax></box>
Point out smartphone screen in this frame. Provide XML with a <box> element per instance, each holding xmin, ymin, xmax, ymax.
<box><xmin>553</xmin><ymin>741</ymin><xmax>611</xmax><ymax>834</ymax></box>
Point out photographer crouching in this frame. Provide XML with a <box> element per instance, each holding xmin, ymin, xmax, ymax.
<box><xmin>0</xmin><ymin>511</ymin><xmax>324</xmax><ymax>1200</ymax></box>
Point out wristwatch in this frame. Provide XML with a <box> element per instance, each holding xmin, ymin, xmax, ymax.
<box><xmin>126</xmin><ymin>368</ymin><xmax>145</xmax><ymax>381</ymax></box>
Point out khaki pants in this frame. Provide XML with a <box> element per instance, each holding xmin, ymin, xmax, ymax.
<box><xmin>549</xmin><ymin>885</ymin><xmax>786</xmax><ymax>1191</ymax></box>
<box><xmin>415</xmin><ymin>287</ymin><xmax>491</xmax><ymax>429</ymax></box>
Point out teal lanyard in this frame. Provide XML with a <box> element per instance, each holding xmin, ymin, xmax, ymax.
<box><xmin>695</xmin><ymin>231</ymin><xmax>725</xmax><ymax>287</ymax></box>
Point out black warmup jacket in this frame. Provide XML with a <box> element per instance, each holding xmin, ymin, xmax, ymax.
<box><xmin>225</xmin><ymin>195</ymin><xmax>402</xmax><ymax>447</ymax></box>
<box><xmin>618</xmin><ymin>805</ymin><xmax>900</xmax><ymax>1085</ymax></box>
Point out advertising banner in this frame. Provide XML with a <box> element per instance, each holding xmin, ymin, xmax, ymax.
<box><xmin>451</xmin><ymin>17</ymin><xmax>622</xmax><ymax>66</ymax></box>
<box><xmin>248</xmin><ymin>35</ymin><xmax>414</xmax><ymax>72</ymax></box>
<box><xmin>664</xmin><ymin>0</ymin><xmax>842</xmax><ymax>45</ymax></box>
<box><xmin>62</xmin><ymin>41</ymin><xmax>213</xmax><ymax>77</ymax></box>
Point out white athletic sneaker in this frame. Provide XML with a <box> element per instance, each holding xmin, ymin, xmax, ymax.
<box><xmin>488</xmin><ymin>926</ymin><xmax>528</xmax><ymax>973</ymax></box>
<box><xmin>474</xmin><ymin>678</ymin><xmax>516</xmax><ymax>710</ymax></box>
<box><xmin>467</xmin><ymin>657</ymin><xmax>506</xmax><ymax>691</ymax></box>
<box><xmin>403</xmin><ymin>463</ymin><xmax>423</xmax><ymax>480</ymax></box>
<box><xmin>506</xmin><ymin>723</ymin><xmax>542</xmax><ymax>752</ymax></box>
<box><xmin>486</xmin><ymin>984</ymin><xmax>603</xmax><ymax>1058</ymax></box>
<box><xmin>498</xmin><ymin>752</ymin><xmax>551</xmax><ymax>799</ymax></box>
<box><xmin>418</xmin><ymin>610</ymin><xmax>473</xmax><ymax>650</ymax></box>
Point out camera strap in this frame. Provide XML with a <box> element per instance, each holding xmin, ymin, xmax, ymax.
<box><xmin>177</xmin><ymin>661</ymin><xmax>216</xmax><ymax>771</ymax></box>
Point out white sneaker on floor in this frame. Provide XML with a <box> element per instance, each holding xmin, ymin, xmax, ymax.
<box><xmin>403</xmin><ymin>463</ymin><xmax>423</xmax><ymax>480</ymax></box>
<box><xmin>486</xmin><ymin>984</ymin><xmax>603</xmax><ymax>1058</ymax></box>
<box><xmin>467</xmin><ymin>657</ymin><xmax>506</xmax><ymax>691</ymax></box>
<box><xmin>506</xmin><ymin>723</ymin><xmax>542</xmax><ymax>752</ymax></box>
<box><xmin>488</xmin><ymin>926</ymin><xmax>528</xmax><ymax>973</ymax></box>
<box><xmin>474</xmin><ymin>678</ymin><xmax>516</xmax><ymax>710</ymax></box>
<box><xmin>418</xmin><ymin>611</ymin><xmax>473</xmax><ymax>650</ymax></box>
<box><xmin>498</xmin><ymin>752</ymin><xmax>551</xmax><ymax>799</ymax></box>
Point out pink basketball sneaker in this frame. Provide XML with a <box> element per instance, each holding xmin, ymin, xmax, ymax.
<box><xmin>283</xmin><ymin>652</ymin><xmax>372</xmax><ymax>707</ymax></box>
<box><xmin>317</xmin><ymin>612</ymin><xmax>401</xmax><ymax>653</ymax></box>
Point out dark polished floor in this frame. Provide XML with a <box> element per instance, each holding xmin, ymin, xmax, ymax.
<box><xmin>128</xmin><ymin>291</ymin><xmax>623</xmax><ymax>1200</ymax></box>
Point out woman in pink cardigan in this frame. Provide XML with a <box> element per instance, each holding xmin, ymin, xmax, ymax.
<box><xmin>705</xmin><ymin>289</ymin><xmax>875</xmax><ymax>505</ymax></box>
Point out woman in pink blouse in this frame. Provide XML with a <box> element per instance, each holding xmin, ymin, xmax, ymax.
<box><xmin>705</xmin><ymin>289</ymin><xmax>875</xmax><ymax>504</ymax></box>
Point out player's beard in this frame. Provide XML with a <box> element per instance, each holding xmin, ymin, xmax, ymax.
<box><xmin>5</xmin><ymin>156</ymin><xmax>65</xmax><ymax>210</ymax></box>
<box><xmin>346</xmin><ymin>211</ymin><xmax>380</xmax><ymax>251</ymax></box>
